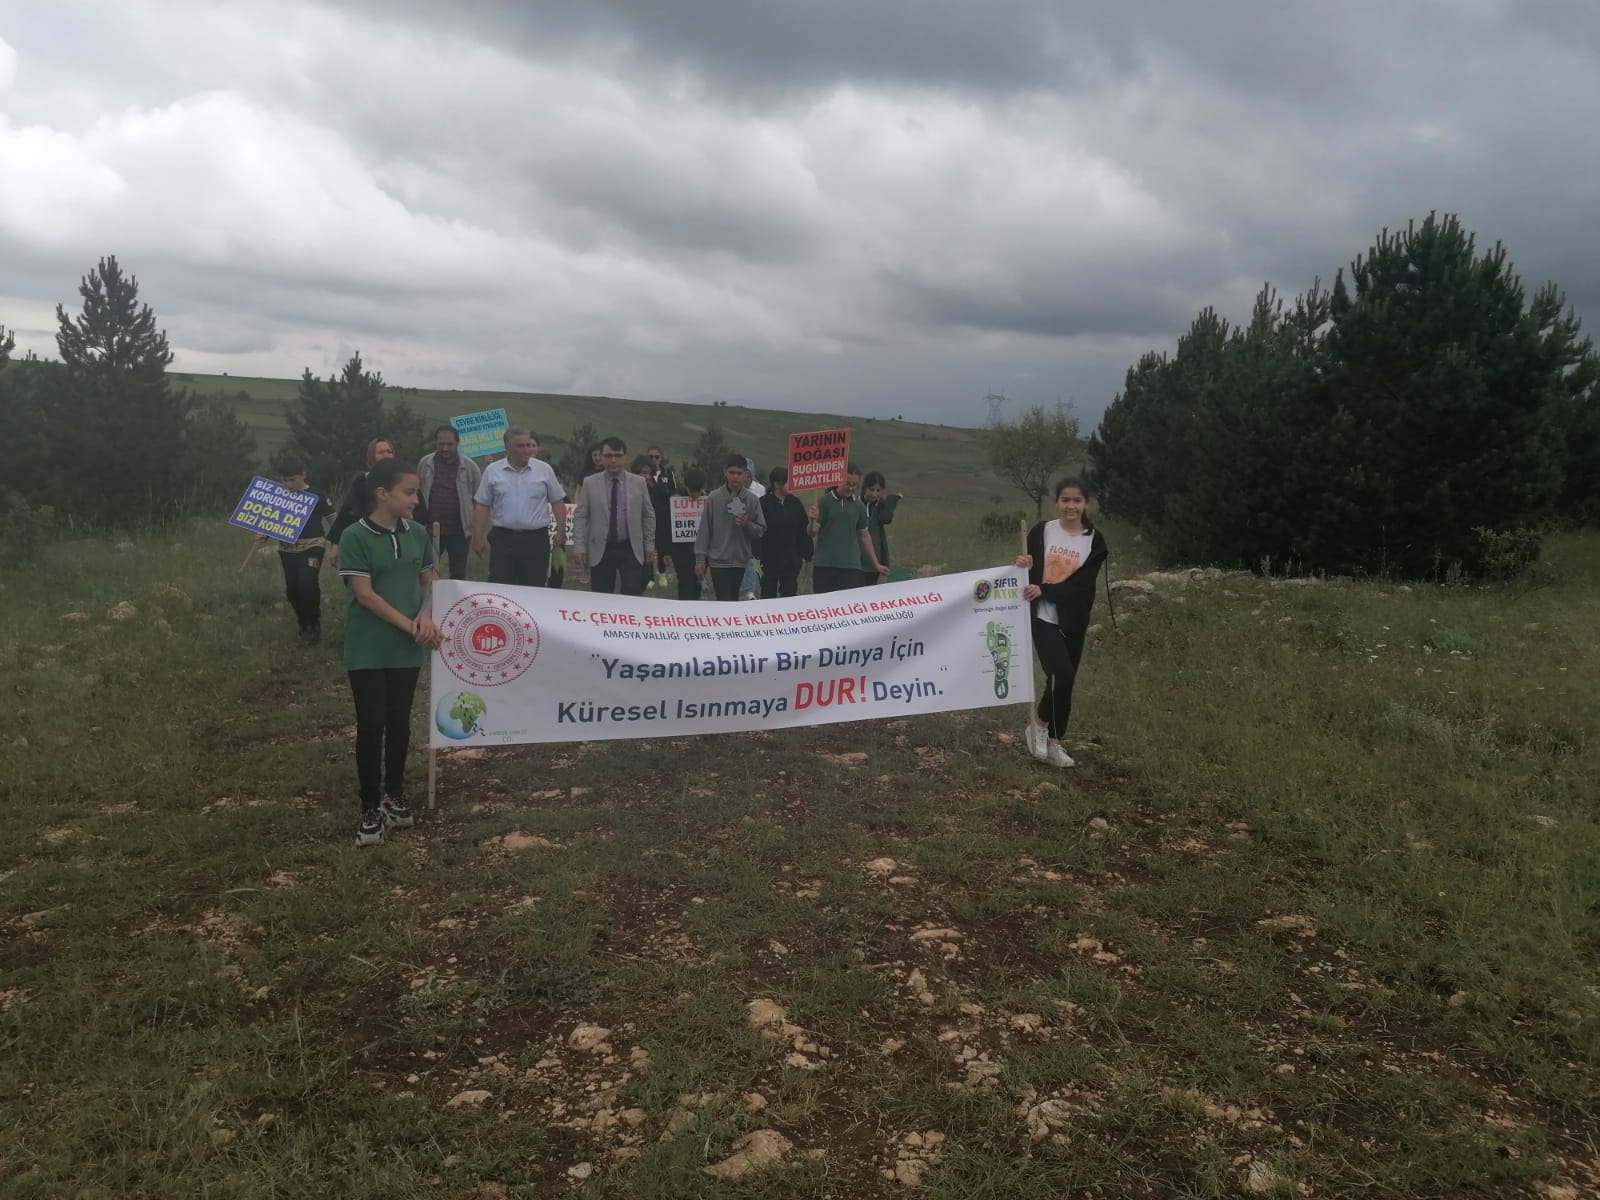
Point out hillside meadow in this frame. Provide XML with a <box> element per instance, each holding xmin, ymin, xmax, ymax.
<box><xmin>1</xmin><ymin>496</ymin><xmax>1597</xmax><ymax>1198</ymax></box>
<box><xmin>186</xmin><ymin>374</ymin><xmax>1016</xmax><ymax>505</ymax></box>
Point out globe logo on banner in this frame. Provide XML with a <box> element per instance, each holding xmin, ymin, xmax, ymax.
<box><xmin>973</xmin><ymin>579</ymin><xmax>992</xmax><ymax>603</ymax></box>
<box><xmin>440</xmin><ymin>593</ymin><xmax>539</xmax><ymax>686</ymax></box>
<box><xmin>435</xmin><ymin>691</ymin><xmax>489</xmax><ymax>740</ymax></box>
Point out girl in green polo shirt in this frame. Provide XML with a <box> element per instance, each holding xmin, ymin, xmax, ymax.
<box><xmin>337</xmin><ymin>458</ymin><xmax>441</xmax><ymax>847</ymax></box>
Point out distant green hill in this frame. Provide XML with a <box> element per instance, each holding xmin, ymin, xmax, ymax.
<box><xmin>183</xmin><ymin>374</ymin><xmax>1027</xmax><ymax>503</ymax></box>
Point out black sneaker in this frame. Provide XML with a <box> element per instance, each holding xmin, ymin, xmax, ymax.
<box><xmin>380</xmin><ymin>797</ymin><xmax>415</xmax><ymax>829</ymax></box>
<box><xmin>356</xmin><ymin>809</ymin><xmax>385</xmax><ymax>847</ymax></box>
<box><xmin>301</xmin><ymin>625</ymin><xmax>321</xmax><ymax>645</ymax></box>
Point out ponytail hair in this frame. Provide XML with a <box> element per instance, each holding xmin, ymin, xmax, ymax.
<box><xmin>367</xmin><ymin>458</ymin><xmax>418</xmax><ymax>496</ymax></box>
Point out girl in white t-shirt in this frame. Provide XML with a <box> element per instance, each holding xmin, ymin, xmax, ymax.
<box><xmin>1014</xmin><ymin>478</ymin><xmax>1109</xmax><ymax>767</ymax></box>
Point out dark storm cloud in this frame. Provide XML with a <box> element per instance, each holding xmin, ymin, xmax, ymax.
<box><xmin>2</xmin><ymin>0</ymin><xmax>1597</xmax><ymax>425</ymax></box>
<box><xmin>357</xmin><ymin>0</ymin><xmax>1098</xmax><ymax>97</ymax></box>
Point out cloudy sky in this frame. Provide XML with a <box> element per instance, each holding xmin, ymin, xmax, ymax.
<box><xmin>2</xmin><ymin>1</ymin><xmax>1597</xmax><ymax>426</ymax></box>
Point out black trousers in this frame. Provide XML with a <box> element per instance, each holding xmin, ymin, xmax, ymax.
<box><xmin>1032</xmin><ymin>617</ymin><xmax>1087</xmax><ymax>740</ymax></box>
<box><xmin>488</xmin><ymin>527</ymin><xmax>550</xmax><ymax>588</ymax></box>
<box><xmin>760</xmin><ymin>564</ymin><xmax>801</xmax><ymax>599</ymax></box>
<box><xmin>813</xmin><ymin>565</ymin><xmax>861</xmax><ymax>594</ymax></box>
<box><xmin>669</xmin><ymin>545</ymin><xmax>701</xmax><ymax>599</ymax></box>
<box><xmin>436</xmin><ymin>531</ymin><xmax>470</xmax><ymax>580</ymax></box>
<box><xmin>278</xmin><ymin>548</ymin><xmax>323</xmax><ymax>631</ymax></box>
<box><xmin>592</xmin><ymin>543</ymin><xmax>646</xmax><ymax>595</ymax></box>
<box><xmin>709</xmin><ymin>567</ymin><xmax>745</xmax><ymax>601</ymax></box>
<box><xmin>348</xmin><ymin>667</ymin><xmax>421</xmax><ymax>809</ymax></box>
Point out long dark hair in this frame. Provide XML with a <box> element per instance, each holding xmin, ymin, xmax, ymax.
<box><xmin>367</xmin><ymin>458</ymin><xmax>418</xmax><ymax>498</ymax></box>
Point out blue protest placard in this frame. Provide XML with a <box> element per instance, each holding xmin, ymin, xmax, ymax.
<box><xmin>228</xmin><ymin>477</ymin><xmax>319</xmax><ymax>545</ymax></box>
<box><xmin>451</xmin><ymin>407</ymin><xmax>510</xmax><ymax>459</ymax></box>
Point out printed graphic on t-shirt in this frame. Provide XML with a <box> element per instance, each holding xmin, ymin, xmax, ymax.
<box><xmin>1042</xmin><ymin>544</ymin><xmax>1084</xmax><ymax>585</ymax></box>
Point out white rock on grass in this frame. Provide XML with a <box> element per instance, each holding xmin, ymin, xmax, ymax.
<box><xmin>566</xmin><ymin>1024</ymin><xmax>612</xmax><ymax>1052</ymax></box>
<box><xmin>1245</xmin><ymin>1160</ymin><xmax>1288</xmax><ymax>1194</ymax></box>
<box><xmin>107</xmin><ymin>602</ymin><xmax>138</xmax><ymax>621</ymax></box>
<box><xmin>747</xmin><ymin>999</ymin><xmax>803</xmax><ymax>1039</ymax></box>
<box><xmin>446</xmin><ymin>1089</ymin><xmax>492</xmax><ymax>1108</ymax></box>
<box><xmin>60</xmin><ymin>612</ymin><xmax>91</xmax><ymax>623</ymax></box>
<box><xmin>703</xmin><ymin>1130</ymin><xmax>793</xmax><ymax>1180</ymax></box>
<box><xmin>489</xmin><ymin>831</ymin><xmax>556</xmax><ymax>851</ymax></box>
<box><xmin>905</xmin><ymin>968</ymin><xmax>935</xmax><ymax>1005</ymax></box>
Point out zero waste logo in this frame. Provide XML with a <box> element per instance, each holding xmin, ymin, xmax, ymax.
<box><xmin>984</xmin><ymin>621</ymin><xmax>1012</xmax><ymax>699</ymax></box>
<box><xmin>435</xmin><ymin>692</ymin><xmax>489</xmax><ymax>740</ymax></box>
<box><xmin>973</xmin><ymin>579</ymin><xmax>992</xmax><ymax>603</ymax></box>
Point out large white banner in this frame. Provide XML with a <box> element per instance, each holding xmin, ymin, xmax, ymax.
<box><xmin>428</xmin><ymin>567</ymin><xmax>1032</xmax><ymax>746</ymax></box>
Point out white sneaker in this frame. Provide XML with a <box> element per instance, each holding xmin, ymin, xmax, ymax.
<box><xmin>1024</xmin><ymin>722</ymin><xmax>1048</xmax><ymax>762</ymax></box>
<box><xmin>1046</xmin><ymin>743</ymin><xmax>1076</xmax><ymax>769</ymax></box>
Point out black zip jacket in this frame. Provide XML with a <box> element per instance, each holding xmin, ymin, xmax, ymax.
<box><xmin>759</xmin><ymin>492</ymin><xmax>812</xmax><ymax>573</ymax></box>
<box><xmin>1025</xmin><ymin>521</ymin><xmax>1109</xmax><ymax>633</ymax></box>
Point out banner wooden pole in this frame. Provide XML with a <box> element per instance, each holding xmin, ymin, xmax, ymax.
<box><xmin>1019</xmin><ymin>518</ymin><xmax>1036</xmax><ymax>726</ymax></box>
<box><xmin>428</xmin><ymin>525</ymin><xmax>441</xmax><ymax>812</ymax></box>
<box><xmin>239</xmin><ymin>539</ymin><xmax>263</xmax><ymax>573</ymax></box>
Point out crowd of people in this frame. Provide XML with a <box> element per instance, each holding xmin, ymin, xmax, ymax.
<box><xmin>255</xmin><ymin>427</ymin><xmax>1106</xmax><ymax>845</ymax></box>
<box><xmin>272</xmin><ymin>424</ymin><xmax>906</xmax><ymax>608</ymax></box>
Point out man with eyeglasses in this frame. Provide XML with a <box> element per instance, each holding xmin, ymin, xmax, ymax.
<box><xmin>572</xmin><ymin>437</ymin><xmax>657</xmax><ymax>595</ymax></box>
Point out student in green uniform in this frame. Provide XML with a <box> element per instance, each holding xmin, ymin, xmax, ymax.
<box><xmin>337</xmin><ymin>458</ymin><xmax>441</xmax><ymax>847</ymax></box>
<box><xmin>860</xmin><ymin>471</ymin><xmax>902</xmax><ymax>586</ymax></box>
<box><xmin>805</xmin><ymin>462</ymin><xmax>889</xmax><ymax>593</ymax></box>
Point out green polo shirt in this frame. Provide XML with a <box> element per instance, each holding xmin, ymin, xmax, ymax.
<box><xmin>337</xmin><ymin>518</ymin><xmax>437</xmax><ymax>671</ymax></box>
<box><xmin>813</xmin><ymin>489</ymin><xmax>869</xmax><ymax>570</ymax></box>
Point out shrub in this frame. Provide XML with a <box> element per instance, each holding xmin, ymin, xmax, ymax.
<box><xmin>0</xmin><ymin>489</ymin><xmax>59</xmax><ymax>565</ymax></box>
<box><xmin>978</xmin><ymin>510</ymin><xmax>1028</xmax><ymax>541</ymax></box>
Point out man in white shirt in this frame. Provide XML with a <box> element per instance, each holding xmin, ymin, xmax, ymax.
<box><xmin>471</xmin><ymin>427</ymin><xmax>567</xmax><ymax>587</ymax></box>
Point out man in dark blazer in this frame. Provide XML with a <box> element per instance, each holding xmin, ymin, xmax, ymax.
<box><xmin>571</xmin><ymin>436</ymin><xmax>657</xmax><ymax>595</ymax></box>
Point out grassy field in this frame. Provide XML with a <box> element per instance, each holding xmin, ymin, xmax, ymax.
<box><xmin>186</xmin><ymin>374</ymin><xmax>1020</xmax><ymax>505</ymax></box>
<box><xmin>2</xmin><ymin>502</ymin><xmax>1597</xmax><ymax>1198</ymax></box>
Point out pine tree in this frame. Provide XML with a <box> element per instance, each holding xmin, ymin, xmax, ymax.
<box><xmin>386</xmin><ymin>400</ymin><xmax>429</xmax><ymax>462</ymax></box>
<box><xmin>1092</xmin><ymin>213</ymin><xmax>1585</xmax><ymax>579</ymax></box>
<box><xmin>0</xmin><ymin>354</ymin><xmax>64</xmax><ymax>513</ymax></box>
<box><xmin>55</xmin><ymin>256</ymin><xmax>192</xmax><ymax>527</ymax></box>
<box><xmin>1527</xmin><ymin>285</ymin><xmax>1600</xmax><ymax>527</ymax></box>
<box><xmin>1088</xmin><ymin>351</ymin><xmax>1170</xmax><ymax>528</ymax></box>
<box><xmin>1320</xmin><ymin>213</ymin><xmax>1568</xmax><ymax>575</ymax></box>
<box><xmin>284</xmin><ymin>353</ymin><xmax>388</xmax><ymax>494</ymax></box>
<box><xmin>688</xmin><ymin>423</ymin><xmax>732</xmax><ymax>482</ymax></box>
<box><xmin>556</xmin><ymin>421</ymin><xmax>602</xmax><ymax>485</ymax></box>
<box><xmin>183</xmin><ymin>395</ymin><xmax>258</xmax><ymax>511</ymax></box>
<box><xmin>0</xmin><ymin>324</ymin><xmax>13</xmax><ymax>365</ymax></box>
